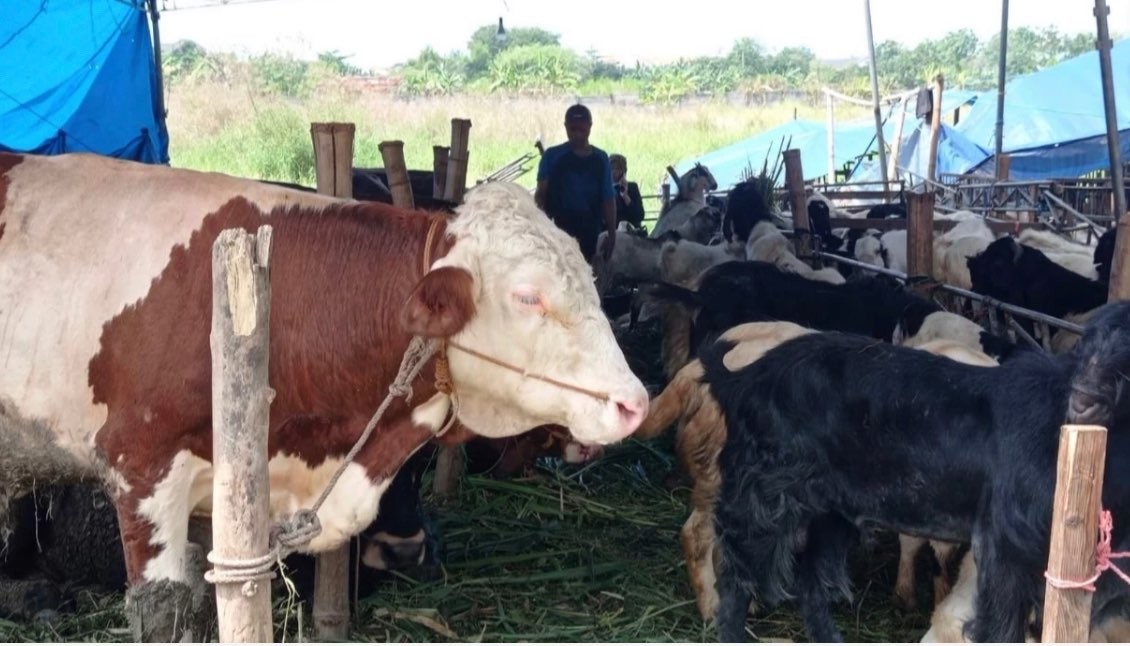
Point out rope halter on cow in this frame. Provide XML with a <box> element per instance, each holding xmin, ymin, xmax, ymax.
<box><xmin>206</xmin><ymin>213</ymin><xmax>613</xmax><ymax>589</ymax></box>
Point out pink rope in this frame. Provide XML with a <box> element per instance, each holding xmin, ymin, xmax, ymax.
<box><xmin>1044</xmin><ymin>509</ymin><xmax>1130</xmax><ymax>591</ymax></box>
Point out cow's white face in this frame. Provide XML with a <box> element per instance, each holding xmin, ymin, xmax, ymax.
<box><xmin>402</xmin><ymin>182</ymin><xmax>648</xmax><ymax>445</ymax></box>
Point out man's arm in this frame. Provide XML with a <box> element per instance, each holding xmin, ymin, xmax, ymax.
<box><xmin>535</xmin><ymin>180</ymin><xmax>549</xmax><ymax>211</ymax></box>
<box><xmin>534</xmin><ymin>150</ymin><xmax>552</xmax><ymax>211</ymax></box>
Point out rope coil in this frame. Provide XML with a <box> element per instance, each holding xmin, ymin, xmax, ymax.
<box><xmin>204</xmin><ymin>336</ymin><xmax>443</xmax><ymax>587</ymax></box>
<box><xmin>1044</xmin><ymin>509</ymin><xmax>1130</xmax><ymax>591</ymax></box>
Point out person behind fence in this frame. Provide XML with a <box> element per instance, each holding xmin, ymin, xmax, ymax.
<box><xmin>610</xmin><ymin>153</ymin><xmax>645</xmax><ymax>230</ymax></box>
<box><xmin>535</xmin><ymin>104</ymin><xmax>616</xmax><ymax>263</ymax></box>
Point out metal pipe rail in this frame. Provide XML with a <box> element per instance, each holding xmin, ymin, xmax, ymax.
<box><xmin>812</xmin><ymin>250</ymin><xmax>1085</xmax><ymax>337</ymax></box>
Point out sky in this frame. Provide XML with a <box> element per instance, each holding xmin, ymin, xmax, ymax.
<box><xmin>156</xmin><ymin>0</ymin><xmax>1130</xmax><ymax>72</ymax></box>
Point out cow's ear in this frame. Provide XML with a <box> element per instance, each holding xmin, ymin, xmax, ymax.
<box><xmin>401</xmin><ymin>266</ymin><xmax>476</xmax><ymax>338</ymax></box>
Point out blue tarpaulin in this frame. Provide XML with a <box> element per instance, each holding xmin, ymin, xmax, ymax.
<box><xmin>671</xmin><ymin>91</ymin><xmax>978</xmax><ymax>190</ymax></box>
<box><xmin>0</xmin><ymin>0</ymin><xmax>169</xmax><ymax>163</ymax></box>
<box><xmin>953</xmin><ymin>37</ymin><xmax>1130</xmax><ymax>179</ymax></box>
<box><xmin>676</xmin><ymin>38</ymin><xmax>1130</xmax><ymax>187</ymax></box>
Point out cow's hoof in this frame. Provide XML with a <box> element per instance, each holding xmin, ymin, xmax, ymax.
<box><xmin>125</xmin><ymin>544</ymin><xmax>216</xmax><ymax>642</ymax></box>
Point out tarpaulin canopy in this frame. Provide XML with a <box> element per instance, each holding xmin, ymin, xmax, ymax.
<box><xmin>0</xmin><ymin>0</ymin><xmax>169</xmax><ymax>163</ymax></box>
<box><xmin>675</xmin><ymin>38</ymin><xmax>1130</xmax><ymax>187</ymax></box>
<box><xmin>670</xmin><ymin>90</ymin><xmax>979</xmax><ymax>190</ymax></box>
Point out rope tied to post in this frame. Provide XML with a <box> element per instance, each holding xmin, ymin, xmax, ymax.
<box><xmin>1044</xmin><ymin>509</ymin><xmax>1130</xmax><ymax>591</ymax></box>
<box><xmin>205</xmin><ymin>335</ymin><xmax>444</xmax><ymax>588</ymax></box>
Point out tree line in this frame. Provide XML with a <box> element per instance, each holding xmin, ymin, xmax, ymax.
<box><xmin>162</xmin><ymin>25</ymin><xmax>1108</xmax><ymax>104</ymax></box>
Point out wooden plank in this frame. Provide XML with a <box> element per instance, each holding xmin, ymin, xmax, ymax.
<box><xmin>1041</xmin><ymin>424</ymin><xmax>1108</xmax><ymax>643</ymax></box>
<box><xmin>906</xmin><ymin>192</ymin><xmax>934</xmax><ymax>278</ymax></box>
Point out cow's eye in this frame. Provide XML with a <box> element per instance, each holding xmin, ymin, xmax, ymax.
<box><xmin>511</xmin><ymin>286</ymin><xmax>544</xmax><ymax>313</ymax></box>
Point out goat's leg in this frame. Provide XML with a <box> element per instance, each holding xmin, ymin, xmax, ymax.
<box><xmin>794</xmin><ymin>514</ymin><xmax>856</xmax><ymax>642</ymax></box>
<box><xmin>895</xmin><ymin>533</ymin><xmax>926</xmax><ymax>610</ymax></box>
<box><xmin>966</xmin><ymin>523</ymin><xmax>1035</xmax><ymax>643</ymax></box>
<box><xmin>715</xmin><ymin>562</ymin><xmax>753</xmax><ymax>643</ymax></box>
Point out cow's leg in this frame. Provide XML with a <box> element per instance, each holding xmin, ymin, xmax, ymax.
<box><xmin>794</xmin><ymin>515</ymin><xmax>856</xmax><ymax>642</ymax></box>
<box><xmin>111</xmin><ymin>448</ymin><xmax>215</xmax><ymax>642</ymax></box>
<box><xmin>894</xmin><ymin>533</ymin><xmax>924</xmax><ymax>610</ymax></box>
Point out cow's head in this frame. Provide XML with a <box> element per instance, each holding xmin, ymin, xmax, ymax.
<box><xmin>401</xmin><ymin>181</ymin><xmax>648</xmax><ymax>445</ymax></box>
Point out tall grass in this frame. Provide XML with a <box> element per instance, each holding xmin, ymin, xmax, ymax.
<box><xmin>166</xmin><ymin>78</ymin><xmax>869</xmax><ymax>200</ymax></box>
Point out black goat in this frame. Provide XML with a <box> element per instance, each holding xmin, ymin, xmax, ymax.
<box><xmin>967</xmin><ymin>236</ymin><xmax>1108</xmax><ymax>339</ymax></box>
<box><xmin>649</xmin><ymin>260</ymin><xmax>941</xmax><ymax>356</ymax></box>
<box><xmin>708</xmin><ymin>300</ymin><xmax>1130</xmax><ymax>642</ymax></box>
<box><xmin>722</xmin><ymin>179</ymin><xmax>773</xmax><ymax>243</ymax></box>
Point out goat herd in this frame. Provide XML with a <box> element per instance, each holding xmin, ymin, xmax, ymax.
<box><xmin>603</xmin><ymin>170</ymin><xmax>1130</xmax><ymax>642</ymax></box>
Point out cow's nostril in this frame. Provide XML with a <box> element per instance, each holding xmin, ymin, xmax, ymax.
<box><xmin>613</xmin><ymin>395</ymin><xmax>648</xmax><ymax>435</ymax></box>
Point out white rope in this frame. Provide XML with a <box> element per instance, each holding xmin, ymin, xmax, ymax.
<box><xmin>204</xmin><ymin>335</ymin><xmax>444</xmax><ymax>588</ymax></box>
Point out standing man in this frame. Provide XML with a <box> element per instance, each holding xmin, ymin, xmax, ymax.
<box><xmin>535</xmin><ymin>104</ymin><xmax>616</xmax><ymax>263</ymax></box>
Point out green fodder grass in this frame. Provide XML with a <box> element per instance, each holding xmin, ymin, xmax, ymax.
<box><xmin>1</xmin><ymin>438</ymin><xmax>932</xmax><ymax>642</ymax></box>
<box><xmin>165</xmin><ymin>79</ymin><xmax>869</xmax><ymax>201</ymax></box>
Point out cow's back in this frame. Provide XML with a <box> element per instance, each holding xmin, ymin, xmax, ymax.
<box><xmin>0</xmin><ymin>152</ymin><xmax>343</xmax><ymax>475</ymax></box>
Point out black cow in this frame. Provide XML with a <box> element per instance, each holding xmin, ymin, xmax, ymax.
<box><xmin>708</xmin><ymin>300</ymin><xmax>1130</xmax><ymax>642</ymax></box>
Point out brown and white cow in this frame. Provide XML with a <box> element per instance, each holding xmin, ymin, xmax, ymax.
<box><xmin>0</xmin><ymin>152</ymin><xmax>647</xmax><ymax>629</ymax></box>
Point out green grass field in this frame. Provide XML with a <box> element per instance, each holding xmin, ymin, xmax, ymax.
<box><xmin>165</xmin><ymin>78</ymin><xmax>870</xmax><ymax>217</ymax></box>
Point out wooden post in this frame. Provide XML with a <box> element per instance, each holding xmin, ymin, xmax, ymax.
<box><xmin>783</xmin><ymin>149</ymin><xmax>811</xmax><ymax>261</ymax></box>
<box><xmin>906</xmin><ymin>191</ymin><xmax>935</xmax><ymax>278</ymax></box>
<box><xmin>927</xmin><ymin>74</ymin><xmax>945</xmax><ymax>183</ymax></box>
<box><xmin>210</xmin><ymin>226</ymin><xmax>274</xmax><ymax>643</ymax></box>
<box><xmin>661</xmin><ymin>183</ymin><xmax>671</xmax><ymax>209</ymax></box>
<box><xmin>1107</xmin><ymin>216</ymin><xmax>1130</xmax><ymax>300</ymax></box>
<box><xmin>996</xmin><ymin>154</ymin><xmax>1012</xmax><ymax>218</ymax></box>
<box><xmin>310</xmin><ymin>122</ymin><xmax>355</xmax><ymax>198</ymax></box>
<box><xmin>310</xmin><ymin>121</ymin><xmax>355</xmax><ymax>641</ymax></box>
<box><xmin>432</xmin><ymin>145</ymin><xmax>449</xmax><ymax>200</ymax></box>
<box><xmin>379</xmin><ymin>140</ymin><xmax>415</xmax><ymax>209</ymax></box>
<box><xmin>443</xmin><ymin>118</ymin><xmax>472</xmax><ymax>203</ymax></box>
<box><xmin>1042</xmin><ymin>424</ymin><xmax>1109</xmax><ymax>643</ymax></box>
<box><xmin>825</xmin><ymin>92</ymin><xmax>836</xmax><ymax>184</ymax></box>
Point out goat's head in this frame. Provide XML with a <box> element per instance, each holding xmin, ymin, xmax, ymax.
<box><xmin>1068</xmin><ymin>300</ymin><xmax>1130</xmax><ymax>426</ymax></box>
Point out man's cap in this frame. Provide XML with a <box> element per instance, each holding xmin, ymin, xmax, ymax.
<box><xmin>565</xmin><ymin>104</ymin><xmax>592</xmax><ymax>123</ymax></box>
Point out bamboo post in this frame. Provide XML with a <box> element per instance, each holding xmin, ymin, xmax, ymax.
<box><xmin>379</xmin><ymin>140</ymin><xmax>415</xmax><ymax>209</ymax></box>
<box><xmin>310</xmin><ymin>123</ymin><xmax>355</xmax><ymax>198</ymax></box>
<box><xmin>783</xmin><ymin>149</ymin><xmax>811</xmax><ymax>261</ymax></box>
<box><xmin>432</xmin><ymin>145</ymin><xmax>450</xmax><ymax>200</ymax></box>
<box><xmin>433</xmin><ymin>445</ymin><xmax>465</xmax><ymax>503</ymax></box>
<box><xmin>927</xmin><ymin>74</ymin><xmax>945</xmax><ymax>183</ymax></box>
<box><xmin>1108</xmin><ymin>220</ymin><xmax>1130</xmax><ymax>300</ymax></box>
<box><xmin>889</xmin><ymin>96</ymin><xmax>908</xmax><ymax>181</ymax></box>
<box><xmin>863</xmin><ymin>0</ymin><xmax>889</xmax><ymax>186</ymax></box>
<box><xmin>443</xmin><ymin>118</ymin><xmax>472</xmax><ymax>203</ymax></box>
<box><xmin>1042</xmin><ymin>424</ymin><xmax>1109</xmax><ymax>643</ymax></box>
<box><xmin>209</xmin><ymin>225</ymin><xmax>274</xmax><ymax>643</ymax></box>
<box><xmin>661</xmin><ymin>183</ymin><xmax>671</xmax><ymax>210</ymax></box>
<box><xmin>825</xmin><ymin>92</ymin><xmax>836</xmax><ymax>184</ymax></box>
<box><xmin>310</xmin><ymin>121</ymin><xmax>355</xmax><ymax>641</ymax></box>
<box><xmin>435</xmin><ymin>120</ymin><xmax>472</xmax><ymax>501</ymax></box>
<box><xmin>906</xmin><ymin>191</ymin><xmax>935</xmax><ymax>278</ymax></box>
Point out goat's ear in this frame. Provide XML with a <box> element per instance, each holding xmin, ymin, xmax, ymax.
<box><xmin>401</xmin><ymin>266</ymin><xmax>476</xmax><ymax>338</ymax></box>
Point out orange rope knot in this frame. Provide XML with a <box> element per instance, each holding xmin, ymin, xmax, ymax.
<box><xmin>434</xmin><ymin>342</ymin><xmax>454</xmax><ymax>396</ymax></box>
<box><xmin>1044</xmin><ymin>509</ymin><xmax>1130</xmax><ymax>591</ymax></box>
